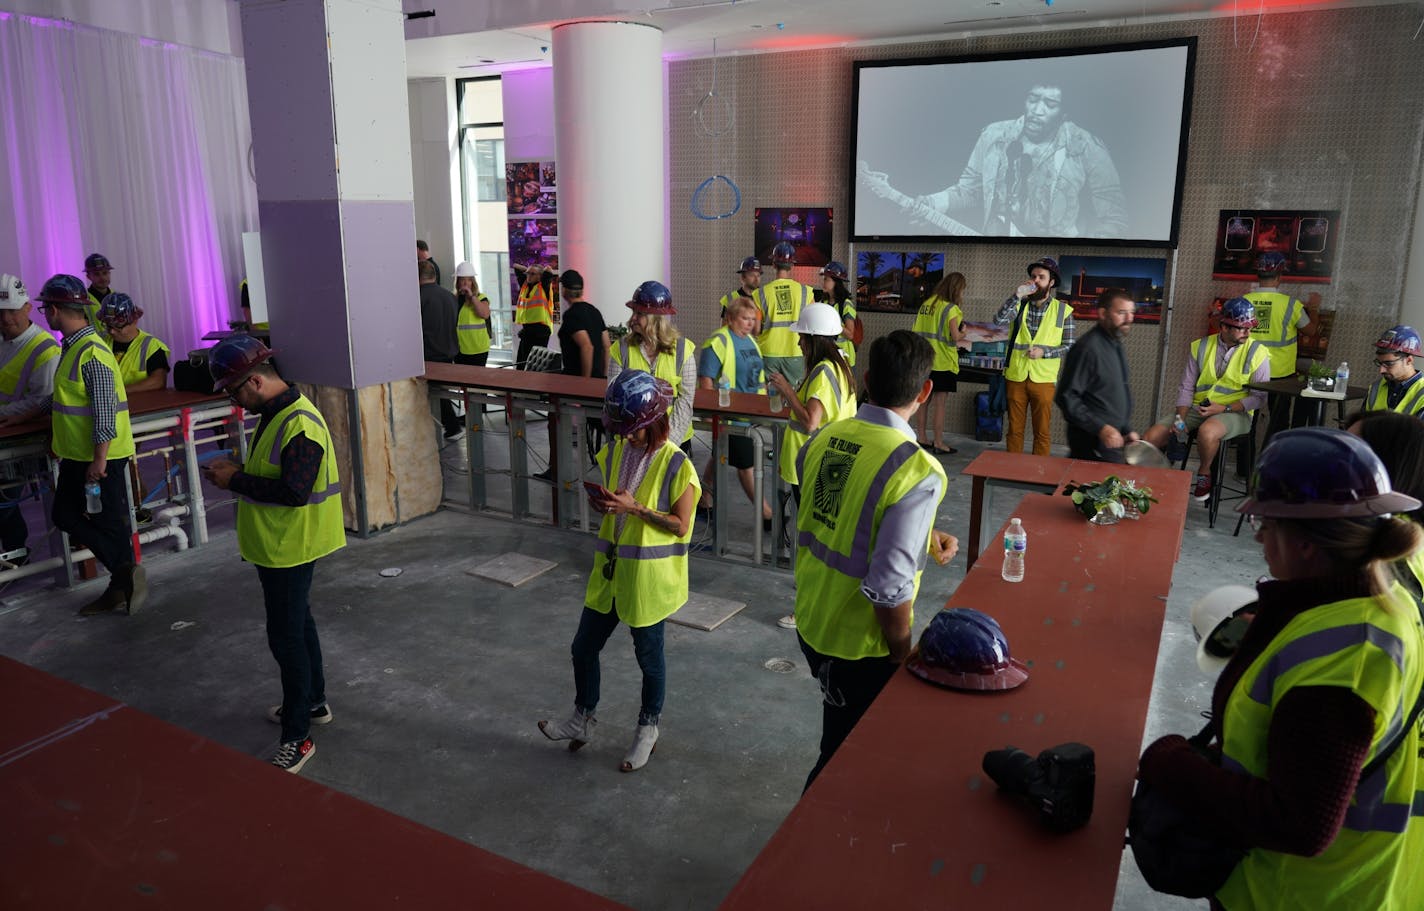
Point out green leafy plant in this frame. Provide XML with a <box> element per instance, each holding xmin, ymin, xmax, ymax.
<box><xmin>1307</xmin><ymin>360</ymin><xmax>1332</xmax><ymax>380</ymax></box>
<box><xmin>1063</xmin><ymin>475</ymin><xmax>1158</xmax><ymax>520</ymax></box>
<box><xmin>607</xmin><ymin>323</ymin><xmax>631</xmax><ymax>342</ymax></box>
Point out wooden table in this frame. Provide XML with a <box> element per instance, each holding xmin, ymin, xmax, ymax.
<box><xmin>0</xmin><ymin>657</ymin><xmax>628</xmax><ymax>910</ymax></box>
<box><xmin>1246</xmin><ymin>375</ymin><xmax>1368</xmax><ymax>428</ymax></box>
<box><xmin>961</xmin><ymin>451</ymin><xmax>1076</xmax><ymax>565</ymax></box>
<box><xmin>721</xmin><ymin>459</ymin><xmax>1190</xmax><ymax>910</ymax></box>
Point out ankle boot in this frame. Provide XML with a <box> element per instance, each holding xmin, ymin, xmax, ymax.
<box><xmin>619</xmin><ymin>723</ymin><xmax>659</xmax><ymax>772</ymax></box>
<box><xmin>78</xmin><ymin>586</ymin><xmax>127</xmax><ymax>617</ymax></box>
<box><xmin>539</xmin><ymin>707</ymin><xmax>595</xmax><ymax>751</ymax></box>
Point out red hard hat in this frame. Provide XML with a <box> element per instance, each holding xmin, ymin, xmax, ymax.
<box><xmin>209</xmin><ymin>335</ymin><xmax>277</xmax><ymax>391</ymax></box>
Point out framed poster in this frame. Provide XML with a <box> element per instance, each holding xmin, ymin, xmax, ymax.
<box><xmin>753</xmin><ymin>208</ymin><xmax>833</xmax><ymax>267</ymax></box>
<box><xmin>1211</xmin><ymin>210</ymin><xmax>1339</xmax><ymax>282</ymax></box>
<box><xmin>1057</xmin><ymin>254</ymin><xmax>1167</xmax><ymax>323</ymax></box>
<box><xmin>854</xmin><ymin>252</ymin><xmax>945</xmax><ymax>314</ymax></box>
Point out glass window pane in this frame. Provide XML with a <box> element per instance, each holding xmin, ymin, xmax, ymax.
<box><xmin>475</xmin><ymin>139</ymin><xmax>504</xmax><ymax>201</ymax></box>
<box><xmin>458</xmin><ymin>78</ymin><xmax>502</xmax><ymax>125</ymax></box>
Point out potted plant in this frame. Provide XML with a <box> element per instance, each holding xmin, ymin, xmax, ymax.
<box><xmin>1306</xmin><ymin>360</ymin><xmax>1335</xmax><ymax>392</ymax></box>
<box><xmin>1063</xmin><ymin>475</ymin><xmax>1159</xmax><ymax>525</ymax></box>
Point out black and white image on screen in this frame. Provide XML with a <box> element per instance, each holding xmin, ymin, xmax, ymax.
<box><xmin>853</xmin><ymin>43</ymin><xmax>1192</xmax><ymax>243</ymax></box>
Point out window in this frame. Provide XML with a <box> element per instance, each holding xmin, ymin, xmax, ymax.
<box><xmin>456</xmin><ymin>77</ymin><xmax>512</xmax><ymax>355</ymax></box>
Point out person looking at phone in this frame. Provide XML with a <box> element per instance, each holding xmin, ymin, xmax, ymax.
<box><xmin>538</xmin><ymin>370</ymin><xmax>699</xmax><ymax>773</ymax></box>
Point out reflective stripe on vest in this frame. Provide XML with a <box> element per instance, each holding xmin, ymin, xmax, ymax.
<box><xmin>912</xmin><ymin>296</ymin><xmax>962</xmax><ymax>373</ymax></box>
<box><xmin>0</xmin><ymin>330</ymin><xmax>60</xmax><ymax>404</ymax></box>
<box><xmin>793</xmin><ymin>419</ymin><xmax>947</xmax><ymax>660</ymax></box>
<box><xmin>1003</xmin><ymin>297</ymin><xmax>1068</xmax><ymax>384</ymax></box>
<box><xmin>613</xmin><ymin>337</ymin><xmax>693</xmax><ymax>442</ymax></box>
<box><xmin>516</xmin><ymin>285</ymin><xmax>552</xmax><ymax>326</ymax></box>
<box><xmin>756</xmin><ymin>280</ymin><xmax>810</xmax><ymax>358</ymax></box>
<box><xmin>705</xmin><ymin>327</ymin><xmax>767</xmax><ymax>392</ymax></box>
<box><xmin>236</xmin><ymin>395</ymin><xmax>345</xmax><ymax>568</ymax></box>
<box><xmin>51</xmin><ymin>335</ymin><xmax>134</xmax><ymax>461</ymax></box>
<box><xmin>1215</xmin><ymin>589</ymin><xmax>1424</xmax><ymax>909</ymax></box>
<box><xmin>1365</xmin><ymin>376</ymin><xmax>1424</xmax><ymax>417</ymax></box>
<box><xmin>1244</xmin><ymin>290</ymin><xmax>1302</xmax><ymax>378</ymax></box>
<box><xmin>1190</xmin><ymin>336</ymin><xmax>1268</xmax><ymax>409</ymax></box>
<box><xmin>457</xmin><ymin>296</ymin><xmax>491</xmax><ymax>355</ymax></box>
<box><xmin>584</xmin><ymin>439</ymin><xmax>699</xmax><ymax>628</ymax></box>
<box><xmin>114</xmin><ymin>330</ymin><xmax>170</xmax><ymax>386</ymax></box>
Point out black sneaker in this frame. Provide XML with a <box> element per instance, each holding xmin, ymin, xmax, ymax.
<box><xmin>271</xmin><ymin>737</ymin><xmax>316</xmax><ymax>774</ymax></box>
<box><xmin>267</xmin><ymin>703</ymin><xmax>333</xmax><ymax>725</ymax></box>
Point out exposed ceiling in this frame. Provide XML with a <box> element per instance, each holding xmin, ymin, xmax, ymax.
<box><xmin>401</xmin><ymin>0</ymin><xmax>1401</xmax><ymax>78</ymax></box>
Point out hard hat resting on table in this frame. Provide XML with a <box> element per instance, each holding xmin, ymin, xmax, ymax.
<box><xmin>906</xmin><ymin>607</ymin><xmax>1029</xmax><ymax>692</ymax></box>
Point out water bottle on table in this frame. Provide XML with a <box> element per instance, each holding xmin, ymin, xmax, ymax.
<box><xmin>1335</xmin><ymin>361</ymin><xmax>1349</xmax><ymax>393</ymax></box>
<box><xmin>85</xmin><ymin>481</ymin><xmax>103</xmax><ymax>514</ymax></box>
<box><xmin>718</xmin><ymin>376</ymin><xmax>731</xmax><ymax>408</ymax></box>
<box><xmin>1001</xmin><ymin>517</ymin><xmax>1026</xmax><ymax>583</ymax></box>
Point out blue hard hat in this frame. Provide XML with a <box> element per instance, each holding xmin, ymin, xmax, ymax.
<box><xmin>84</xmin><ymin>253</ymin><xmax>114</xmax><ymax>272</ymax></box>
<box><xmin>1218</xmin><ymin>297</ymin><xmax>1258</xmax><ymax>329</ymax></box>
<box><xmin>1376</xmin><ymin>325</ymin><xmax>1422</xmax><ymax>357</ymax></box>
<box><xmin>626</xmin><ymin>280</ymin><xmax>675</xmax><ymax>315</ymax></box>
<box><xmin>737</xmin><ymin>257</ymin><xmax>762</xmax><ymax>274</ymax></box>
<box><xmin>36</xmin><ymin>274</ymin><xmax>89</xmax><ymax>309</ymax></box>
<box><xmin>820</xmin><ymin>261</ymin><xmax>849</xmax><ymax>282</ymax></box>
<box><xmin>98</xmin><ymin>292</ymin><xmax>143</xmax><ymax>329</ymax></box>
<box><xmin>907</xmin><ymin>607</ymin><xmax>1029</xmax><ymax>692</ymax></box>
<box><xmin>1254</xmin><ymin>251</ymin><xmax>1287</xmax><ymax>274</ymax></box>
<box><xmin>1027</xmin><ymin>257</ymin><xmax>1060</xmax><ymax>286</ymax></box>
<box><xmin>209</xmin><ymin>334</ymin><xmax>276</xmax><ymax>391</ymax></box>
<box><xmin>603</xmin><ymin>369</ymin><xmax>673</xmax><ymax>437</ymax></box>
<box><xmin>770</xmin><ymin>241</ymin><xmax>797</xmax><ymax>267</ymax></box>
<box><xmin>1240</xmin><ymin>428</ymin><xmax>1420</xmax><ymax>520</ymax></box>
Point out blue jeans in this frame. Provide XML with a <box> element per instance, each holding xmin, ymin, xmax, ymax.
<box><xmin>570</xmin><ymin>605</ymin><xmax>665</xmax><ymax>725</ymax></box>
<box><xmin>256</xmin><ymin>561</ymin><xmax>326</xmax><ymax>744</ymax></box>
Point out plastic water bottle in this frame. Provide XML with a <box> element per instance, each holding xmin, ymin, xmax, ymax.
<box><xmin>718</xmin><ymin>376</ymin><xmax>731</xmax><ymax>408</ymax></box>
<box><xmin>1001</xmin><ymin>517</ymin><xmax>1026</xmax><ymax>583</ymax></box>
<box><xmin>1335</xmin><ymin>361</ymin><xmax>1349</xmax><ymax>392</ymax></box>
<box><xmin>1172</xmin><ymin>415</ymin><xmax>1188</xmax><ymax>443</ymax></box>
<box><xmin>85</xmin><ymin>481</ymin><xmax>102</xmax><ymax>514</ymax></box>
<box><xmin>768</xmin><ymin>385</ymin><xmax>783</xmax><ymax>413</ymax></box>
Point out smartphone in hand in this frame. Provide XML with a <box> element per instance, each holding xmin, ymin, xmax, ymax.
<box><xmin>584</xmin><ymin>481</ymin><xmax>611</xmax><ymax>501</ymax></box>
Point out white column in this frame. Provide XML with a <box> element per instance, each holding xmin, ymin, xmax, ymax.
<box><xmin>552</xmin><ymin>22</ymin><xmax>666</xmax><ymax>329</ymax></box>
<box><xmin>1403</xmin><ymin>157</ymin><xmax>1424</xmax><ymax>328</ymax></box>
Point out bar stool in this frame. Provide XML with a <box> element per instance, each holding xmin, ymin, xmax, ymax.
<box><xmin>1177</xmin><ymin>426</ymin><xmax>1254</xmax><ymax>532</ymax></box>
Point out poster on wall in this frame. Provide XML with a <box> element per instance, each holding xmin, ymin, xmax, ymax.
<box><xmin>855</xmin><ymin>252</ymin><xmax>945</xmax><ymax>314</ymax></box>
<box><xmin>507</xmin><ymin>161</ymin><xmax>559</xmax><ymax>313</ymax></box>
<box><xmin>1211</xmin><ymin>210</ymin><xmax>1339</xmax><ymax>283</ymax></box>
<box><xmin>753</xmin><ymin>208</ymin><xmax>833</xmax><ymax>267</ymax></box>
<box><xmin>1057</xmin><ymin>254</ymin><xmax>1166</xmax><ymax>323</ymax></box>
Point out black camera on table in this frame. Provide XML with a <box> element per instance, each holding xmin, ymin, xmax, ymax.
<box><xmin>981</xmin><ymin>742</ymin><xmax>1095</xmax><ymax>832</ymax></box>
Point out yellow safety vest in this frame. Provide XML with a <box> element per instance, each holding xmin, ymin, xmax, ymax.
<box><xmin>52</xmin><ymin>333</ymin><xmax>134</xmax><ymax>461</ymax></box>
<box><xmin>756</xmin><ymin>278</ymin><xmax>811</xmax><ymax>358</ymax></box>
<box><xmin>703</xmin><ymin>326</ymin><xmax>766</xmax><ymax>392</ymax></box>
<box><xmin>1189</xmin><ymin>335</ymin><xmax>1269</xmax><ymax>411</ymax></box>
<box><xmin>0</xmin><ymin>329</ymin><xmax>59</xmax><ymax>405</ymax></box>
<box><xmin>1216</xmin><ymin>587</ymin><xmax>1424</xmax><ymax>911</ymax></box>
<box><xmin>1003</xmin><ymin>297</ymin><xmax>1069</xmax><ymax>384</ymax></box>
<box><xmin>794</xmin><ymin>417</ymin><xmax>947</xmax><ymax>660</ymax></box>
<box><xmin>719</xmin><ymin>289</ymin><xmax>761</xmax><ymax>321</ymax></box>
<box><xmin>516</xmin><ymin>283</ymin><xmax>552</xmax><ymax>327</ymax></box>
<box><xmin>912</xmin><ymin>296</ymin><xmax>962</xmax><ymax>374</ymax></box>
<box><xmin>834</xmin><ymin>297</ymin><xmax>858</xmax><ymax>368</ymax></box>
<box><xmin>111</xmin><ymin>329</ymin><xmax>170</xmax><ymax>387</ymax></box>
<box><xmin>457</xmin><ymin>295</ymin><xmax>491</xmax><ymax>356</ymax></box>
<box><xmin>236</xmin><ymin>394</ymin><xmax>346</xmax><ymax>568</ymax></box>
<box><xmin>612</xmin><ymin>337</ymin><xmax>695</xmax><ymax>443</ymax></box>
<box><xmin>1244</xmin><ymin>290</ymin><xmax>1304</xmax><ymax>379</ymax></box>
<box><xmin>84</xmin><ymin>290</ymin><xmax>108</xmax><ymax>337</ymax></box>
<box><xmin>584</xmin><ymin>438</ymin><xmax>699</xmax><ymax>628</ymax></box>
<box><xmin>1365</xmin><ymin>375</ymin><xmax>1424</xmax><ymax>417</ymax></box>
<box><xmin>781</xmin><ymin>359</ymin><xmax>857</xmax><ymax>485</ymax></box>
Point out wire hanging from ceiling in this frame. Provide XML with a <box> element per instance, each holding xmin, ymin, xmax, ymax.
<box><xmin>690</xmin><ymin>37</ymin><xmax>742</xmax><ymax>220</ymax></box>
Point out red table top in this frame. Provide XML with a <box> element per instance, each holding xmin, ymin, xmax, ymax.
<box><xmin>0</xmin><ymin>389</ymin><xmax>229</xmax><ymax>442</ymax></box>
<box><xmin>962</xmin><ymin>450</ymin><xmax>1076</xmax><ymax>487</ymax></box>
<box><xmin>423</xmin><ymin>361</ymin><xmax>787</xmax><ymax>420</ymax></box>
<box><xmin>721</xmin><ymin>461</ymin><xmax>1190</xmax><ymax>909</ymax></box>
<box><xmin>0</xmin><ymin>657</ymin><xmax>628</xmax><ymax>910</ymax></box>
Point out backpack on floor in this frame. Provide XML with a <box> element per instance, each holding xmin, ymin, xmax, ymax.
<box><xmin>975</xmin><ymin>391</ymin><xmax>1003</xmax><ymax>443</ymax></box>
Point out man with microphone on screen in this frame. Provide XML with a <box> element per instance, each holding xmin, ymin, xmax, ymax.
<box><xmin>880</xmin><ymin>82</ymin><xmax>1128</xmax><ymax>238</ymax></box>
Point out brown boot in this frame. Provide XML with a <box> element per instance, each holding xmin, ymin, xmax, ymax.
<box><xmin>78</xmin><ymin>586</ymin><xmax>127</xmax><ymax>617</ymax></box>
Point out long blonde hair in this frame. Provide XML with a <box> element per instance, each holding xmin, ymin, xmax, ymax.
<box><xmin>631</xmin><ymin>313</ymin><xmax>681</xmax><ymax>356</ymax></box>
<box><xmin>929</xmin><ymin>271</ymin><xmax>966</xmax><ymax>307</ymax></box>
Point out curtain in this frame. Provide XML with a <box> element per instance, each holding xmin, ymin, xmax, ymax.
<box><xmin>0</xmin><ymin>11</ymin><xmax>257</xmax><ymax>360</ymax></box>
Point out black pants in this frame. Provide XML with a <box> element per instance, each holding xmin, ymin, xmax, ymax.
<box><xmin>1066</xmin><ymin>426</ymin><xmax>1127</xmax><ymax>463</ymax></box>
<box><xmin>797</xmin><ymin>633</ymin><xmax>897</xmax><ymax>792</ymax></box>
<box><xmin>454</xmin><ymin>352</ymin><xmax>488</xmax><ymax>368</ymax></box>
<box><xmin>516</xmin><ymin>324</ymin><xmax>551</xmax><ymax>370</ymax></box>
<box><xmin>0</xmin><ymin>481</ymin><xmax>28</xmax><ymax>551</ymax></box>
<box><xmin>53</xmin><ymin>458</ymin><xmax>133</xmax><ymax>578</ymax></box>
<box><xmin>257</xmin><ymin>561</ymin><xmax>325</xmax><ymax>744</ymax></box>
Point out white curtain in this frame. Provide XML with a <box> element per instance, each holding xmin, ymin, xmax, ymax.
<box><xmin>0</xmin><ymin>11</ymin><xmax>257</xmax><ymax>359</ymax></box>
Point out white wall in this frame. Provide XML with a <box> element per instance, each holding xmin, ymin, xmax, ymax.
<box><xmin>407</xmin><ymin>77</ymin><xmax>460</xmax><ymax>278</ymax></box>
<box><xmin>501</xmin><ymin>67</ymin><xmax>555</xmax><ymax>161</ymax></box>
<box><xmin>1</xmin><ymin>0</ymin><xmax>241</xmax><ymax>55</ymax></box>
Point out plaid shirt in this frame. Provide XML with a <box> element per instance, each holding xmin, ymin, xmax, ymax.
<box><xmin>994</xmin><ymin>294</ymin><xmax>1076</xmax><ymax>360</ymax></box>
<box><xmin>61</xmin><ymin>326</ymin><xmax>119</xmax><ymax>444</ymax></box>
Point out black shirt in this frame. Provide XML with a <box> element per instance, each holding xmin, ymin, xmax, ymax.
<box><xmin>1054</xmin><ymin>325</ymin><xmax>1133</xmax><ymax>435</ymax></box>
<box><xmin>418</xmin><ymin>282</ymin><xmax>459</xmax><ymax>361</ymax></box>
<box><xmin>110</xmin><ymin>338</ymin><xmax>169</xmax><ymax>377</ymax></box>
<box><xmin>558</xmin><ymin>301</ymin><xmax>607</xmax><ymax>378</ymax></box>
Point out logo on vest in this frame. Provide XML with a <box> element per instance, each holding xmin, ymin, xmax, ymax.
<box><xmin>812</xmin><ymin>437</ymin><xmax>861</xmax><ymax>529</ymax></box>
<box><xmin>775</xmin><ymin>286</ymin><xmax>793</xmax><ymax>315</ymax></box>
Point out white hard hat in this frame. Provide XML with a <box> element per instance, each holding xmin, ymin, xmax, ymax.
<box><xmin>0</xmin><ymin>274</ymin><xmax>28</xmax><ymax>310</ymax></box>
<box><xmin>453</xmin><ymin>261</ymin><xmax>477</xmax><ymax>278</ymax></box>
<box><xmin>1190</xmin><ymin>584</ymin><xmax>1258</xmax><ymax>676</ymax></box>
<box><xmin>791</xmin><ymin>302</ymin><xmax>843</xmax><ymax>337</ymax></box>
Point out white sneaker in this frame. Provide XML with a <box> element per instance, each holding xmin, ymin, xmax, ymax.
<box><xmin>539</xmin><ymin>707</ymin><xmax>595</xmax><ymax>751</ymax></box>
<box><xmin>620</xmin><ymin>723</ymin><xmax>659</xmax><ymax>772</ymax></box>
<box><xmin>777</xmin><ymin>614</ymin><xmax>797</xmax><ymax>629</ymax></box>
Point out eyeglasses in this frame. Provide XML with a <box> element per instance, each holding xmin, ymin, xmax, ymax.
<box><xmin>224</xmin><ymin>376</ymin><xmax>251</xmax><ymax>401</ymax></box>
<box><xmin>1376</xmin><ymin>358</ymin><xmax>1403</xmax><ymax>368</ymax></box>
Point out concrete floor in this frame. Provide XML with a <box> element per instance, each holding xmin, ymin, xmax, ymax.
<box><xmin>1</xmin><ymin>412</ymin><xmax>1264</xmax><ymax>911</ymax></box>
